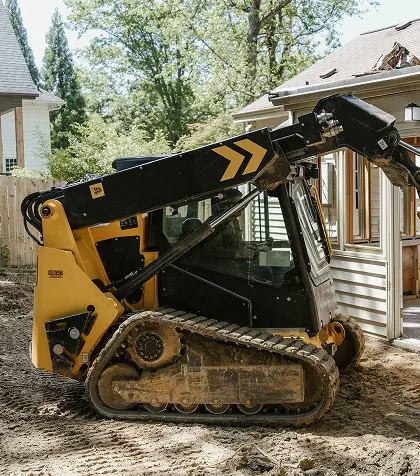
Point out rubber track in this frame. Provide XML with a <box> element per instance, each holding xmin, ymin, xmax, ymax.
<box><xmin>86</xmin><ymin>308</ymin><xmax>340</xmax><ymax>426</ymax></box>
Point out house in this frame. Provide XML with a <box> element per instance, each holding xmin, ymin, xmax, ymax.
<box><xmin>234</xmin><ymin>19</ymin><xmax>420</xmax><ymax>341</ymax></box>
<box><xmin>1</xmin><ymin>91</ymin><xmax>64</xmax><ymax>172</ymax></box>
<box><xmin>0</xmin><ymin>0</ymin><xmax>64</xmax><ymax>173</ymax></box>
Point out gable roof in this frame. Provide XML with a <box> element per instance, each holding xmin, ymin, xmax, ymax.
<box><xmin>235</xmin><ymin>18</ymin><xmax>420</xmax><ymax>119</ymax></box>
<box><xmin>0</xmin><ymin>0</ymin><xmax>38</xmax><ymax>113</ymax></box>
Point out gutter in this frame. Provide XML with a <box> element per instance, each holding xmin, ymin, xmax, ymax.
<box><xmin>232</xmin><ymin>102</ymin><xmax>287</xmax><ymax>123</ymax></box>
<box><xmin>270</xmin><ymin>64</ymin><xmax>420</xmax><ymax>107</ymax></box>
<box><xmin>0</xmin><ymin>91</ymin><xmax>39</xmax><ymax>99</ymax></box>
<box><xmin>48</xmin><ymin>102</ymin><xmax>65</xmax><ymax>112</ymax></box>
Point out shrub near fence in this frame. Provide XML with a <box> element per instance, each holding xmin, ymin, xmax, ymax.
<box><xmin>0</xmin><ymin>176</ymin><xmax>65</xmax><ymax>267</ymax></box>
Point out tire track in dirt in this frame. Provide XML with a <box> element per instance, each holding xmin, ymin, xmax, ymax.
<box><xmin>2</xmin><ymin>270</ymin><xmax>420</xmax><ymax>476</ymax></box>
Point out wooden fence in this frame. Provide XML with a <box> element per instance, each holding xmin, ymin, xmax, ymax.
<box><xmin>0</xmin><ymin>176</ymin><xmax>65</xmax><ymax>267</ymax></box>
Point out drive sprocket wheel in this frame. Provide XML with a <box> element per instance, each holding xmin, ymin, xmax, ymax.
<box><xmin>125</xmin><ymin>322</ymin><xmax>183</xmax><ymax>370</ymax></box>
<box><xmin>332</xmin><ymin>314</ymin><xmax>365</xmax><ymax>373</ymax></box>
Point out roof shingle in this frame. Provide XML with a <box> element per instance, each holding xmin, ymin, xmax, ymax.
<box><xmin>0</xmin><ymin>0</ymin><xmax>38</xmax><ymax>97</ymax></box>
<box><xmin>237</xmin><ymin>18</ymin><xmax>420</xmax><ymax>116</ymax></box>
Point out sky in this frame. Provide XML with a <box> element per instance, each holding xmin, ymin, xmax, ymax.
<box><xmin>17</xmin><ymin>0</ymin><xmax>420</xmax><ymax>69</ymax></box>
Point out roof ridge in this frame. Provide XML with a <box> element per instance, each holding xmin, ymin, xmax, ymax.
<box><xmin>361</xmin><ymin>18</ymin><xmax>420</xmax><ymax>36</ymax></box>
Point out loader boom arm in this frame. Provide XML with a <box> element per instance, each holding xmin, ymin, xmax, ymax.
<box><xmin>270</xmin><ymin>94</ymin><xmax>420</xmax><ymax>193</ymax></box>
<box><xmin>22</xmin><ymin>94</ymin><xmax>420</xmax><ymax>241</ymax></box>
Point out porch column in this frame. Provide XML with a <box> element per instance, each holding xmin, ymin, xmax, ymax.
<box><xmin>15</xmin><ymin>106</ymin><xmax>24</xmax><ymax>167</ymax></box>
<box><xmin>384</xmin><ymin>176</ymin><xmax>402</xmax><ymax>339</ymax></box>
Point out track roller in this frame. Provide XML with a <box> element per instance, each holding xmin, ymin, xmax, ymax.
<box><xmin>174</xmin><ymin>403</ymin><xmax>199</xmax><ymax>414</ymax></box>
<box><xmin>237</xmin><ymin>403</ymin><xmax>263</xmax><ymax>415</ymax></box>
<box><xmin>205</xmin><ymin>404</ymin><xmax>230</xmax><ymax>414</ymax></box>
<box><xmin>143</xmin><ymin>402</ymin><xmax>168</xmax><ymax>413</ymax></box>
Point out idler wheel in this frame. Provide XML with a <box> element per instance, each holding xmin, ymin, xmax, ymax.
<box><xmin>98</xmin><ymin>363</ymin><xmax>140</xmax><ymax>410</ymax></box>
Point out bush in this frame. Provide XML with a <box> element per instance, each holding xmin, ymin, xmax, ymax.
<box><xmin>12</xmin><ymin>112</ymin><xmax>240</xmax><ymax>182</ymax></box>
<box><xmin>10</xmin><ymin>167</ymin><xmax>49</xmax><ymax>179</ymax></box>
<box><xmin>39</xmin><ymin>114</ymin><xmax>171</xmax><ymax>182</ymax></box>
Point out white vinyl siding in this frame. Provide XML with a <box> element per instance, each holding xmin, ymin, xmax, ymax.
<box><xmin>331</xmin><ymin>254</ymin><xmax>388</xmax><ymax>338</ymax></box>
<box><xmin>1</xmin><ymin>100</ymin><xmax>51</xmax><ymax>173</ymax></box>
<box><xmin>248</xmin><ymin>194</ymin><xmax>288</xmax><ymax>241</ymax></box>
<box><xmin>21</xmin><ymin>101</ymin><xmax>51</xmax><ymax>171</ymax></box>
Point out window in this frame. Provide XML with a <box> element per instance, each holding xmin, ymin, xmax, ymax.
<box><xmin>293</xmin><ymin>180</ymin><xmax>329</xmax><ymax>277</ymax></box>
<box><xmin>5</xmin><ymin>157</ymin><xmax>17</xmax><ymax>173</ymax></box>
<box><xmin>345</xmin><ymin>153</ymin><xmax>381</xmax><ymax>247</ymax></box>
<box><xmin>416</xmin><ymin>154</ymin><xmax>420</xmax><ymax>236</ymax></box>
<box><xmin>318</xmin><ymin>154</ymin><xmax>338</xmax><ymax>244</ymax></box>
<box><xmin>162</xmin><ymin>200</ymin><xmax>212</xmax><ymax>245</ymax></box>
<box><xmin>353</xmin><ymin>155</ymin><xmax>363</xmax><ymax>238</ymax></box>
<box><xmin>401</xmin><ymin>140</ymin><xmax>420</xmax><ymax>238</ymax></box>
<box><xmin>248</xmin><ymin>190</ymin><xmax>288</xmax><ymax>242</ymax></box>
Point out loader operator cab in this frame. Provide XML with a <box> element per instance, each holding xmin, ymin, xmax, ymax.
<box><xmin>156</xmin><ymin>175</ymin><xmax>334</xmax><ymax>332</ymax></box>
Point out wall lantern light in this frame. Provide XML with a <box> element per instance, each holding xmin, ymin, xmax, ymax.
<box><xmin>405</xmin><ymin>103</ymin><xmax>420</xmax><ymax>121</ymax></box>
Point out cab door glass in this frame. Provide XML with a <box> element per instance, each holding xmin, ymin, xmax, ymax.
<box><xmin>162</xmin><ymin>189</ymin><xmax>295</xmax><ymax>288</ymax></box>
<box><xmin>292</xmin><ymin>179</ymin><xmax>329</xmax><ymax>278</ymax></box>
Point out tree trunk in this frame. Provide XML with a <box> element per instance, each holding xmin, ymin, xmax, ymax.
<box><xmin>246</xmin><ymin>0</ymin><xmax>261</xmax><ymax>100</ymax></box>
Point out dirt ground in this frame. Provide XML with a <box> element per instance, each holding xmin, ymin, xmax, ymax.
<box><xmin>1</xmin><ymin>269</ymin><xmax>420</xmax><ymax>476</ymax></box>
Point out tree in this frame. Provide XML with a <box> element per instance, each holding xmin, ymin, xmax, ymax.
<box><xmin>42</xmin><ymin>9</ymin><xmax>86</xmax><ymax>150</ymax></box>
<box><xmin>66</xmin><ymin>0</ymin><xmax>376</xmax><ymax>121</ymax></box>
<box><xmin>175</xmin><ymin>114</ymin><xmax>242</xmax><ymax>152</ymax></box>
<box><xmin>5</xmin><ymin>0</ymin><xmax>40</xmax><ymax>87</ymax></box>
<box><xmin>196</xmin><ymin>0</ymin><xmax>377</xmax><ymax>101</ymax></box>
<box><xmin>66</xmin><ymin>0</ymin><xmax>204</xmax><ymax>145</ymax></box>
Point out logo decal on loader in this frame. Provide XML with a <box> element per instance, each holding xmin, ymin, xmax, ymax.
<box><xmin>89</xmin><ymin>183</ymin><xmax>105</xmax><ymax>199</ymax></box>
<box><xmin>212</xmin><ymin>139</ymin><xmax>267</xmax><ymax>182</ymax></box>
<box><xmin>48</xmin><ymin>270</ymin><xmax>63</xmax><ymax>278</ymax></box>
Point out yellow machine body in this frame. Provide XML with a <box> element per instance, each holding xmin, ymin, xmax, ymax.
<box><xmin>32</xmin><ymin>198</ymin><xmax>344</xmax><ymax>381</ymax></box>
<box><xmin>32</xmin><ymin>200</ymin><xmax>158</xmax><ymax>379</ymax></box>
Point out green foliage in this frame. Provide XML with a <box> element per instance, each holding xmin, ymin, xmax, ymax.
<box><xmin>66</xmin><ymin>0</ymin><xmax>203</xmax><ymax>145</ymax></box>
<box><xmin>5</xmin><ymin>0</ymin><xmax>40</xmax><ymax>87</ymax></box>
<box><xmin>42</xmin><ymin>9</ymin><xmax>86</xmax><ymax>150</ymax></box>
<box><xmin>10</xmin><ymin>167</ymin><xmax>48</xmax><ymax>179</ymax></box>
<box><xmin>176</xmin><ymin>114</ymin><xmax>242</xmax><ymax>151</ymax></box>
<box><xmin>41</xmin><ymin>0</ymin><xmax>376</xmax><ymax>179</ymax></box>
<box><xmin>43</xmin><ymin>114</ymin><xmax>171</xmax><ymax>181</ymax></box>
<box><xmin>196</xmin><ymin>0</ymin><xmax>377</xmax><ymax>100</ymax></box>
<box><xmin>65</xmin><ymin>0</ymin><xmax>376</xmax><ymax>143</ymax></box>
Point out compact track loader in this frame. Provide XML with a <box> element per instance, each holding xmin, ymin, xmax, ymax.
<box><xmin>22</xmin><ymin>94</ymin><xmax>420</xmax><ymax>425</ymax></box>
